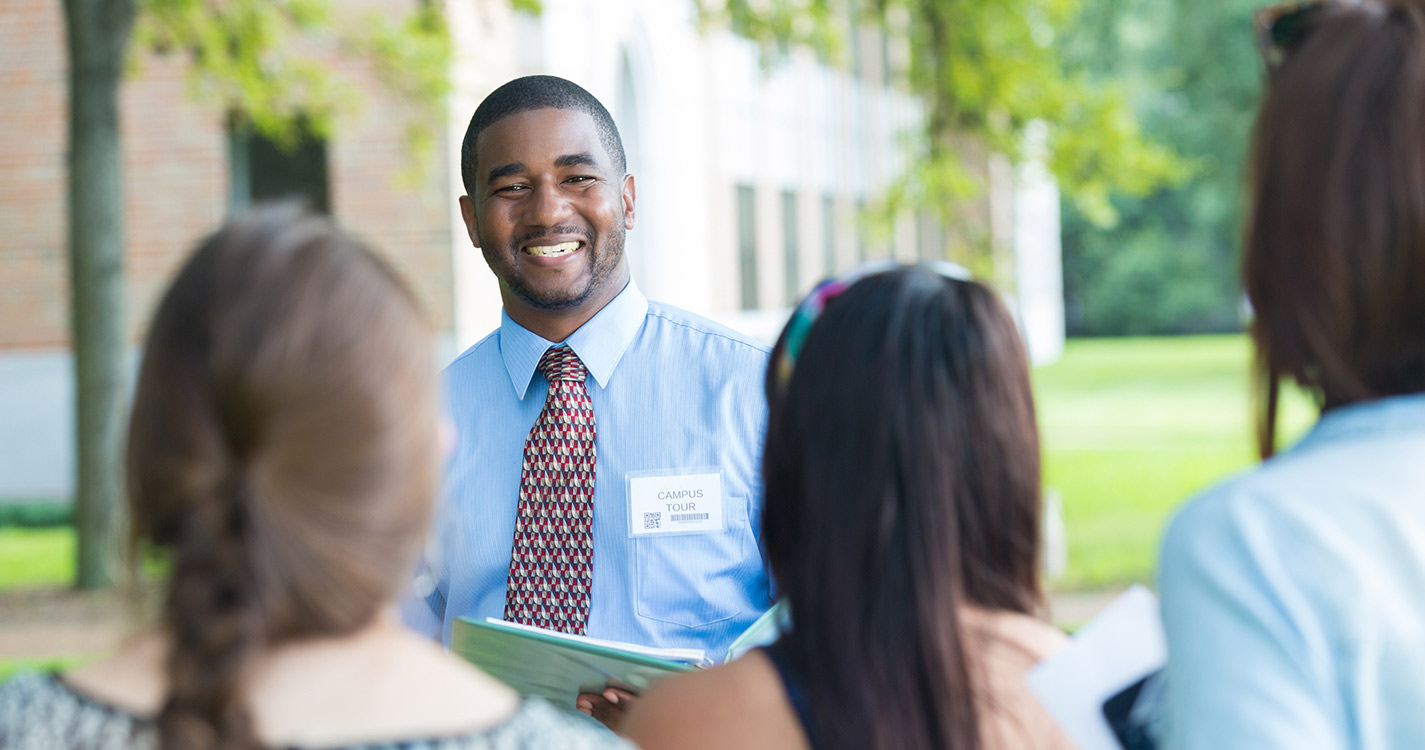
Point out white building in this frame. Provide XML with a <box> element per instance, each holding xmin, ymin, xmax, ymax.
<box><xmin>0</xmin><ymin>0</ymin><xmax>1063</xmax><ymax>501</ymax></box>
<box><xmin>445</xmin><ymin>0</ymin><xmax>1063</xmax><ymax>357</ymax></box>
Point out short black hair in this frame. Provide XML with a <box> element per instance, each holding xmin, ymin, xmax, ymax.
<box><xmin>459</xmin><ymin>75</ymin><xmax>626</xmax><ymax>196</ymax></box>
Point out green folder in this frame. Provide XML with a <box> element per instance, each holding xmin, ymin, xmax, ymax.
<box><xmin>724</xmin><ymin>602</ymin><xmax>789</xmax><ymax>662</ymax></box>
<box><xmin>451</xmin><ymin>602</ymin><xmax>788</xmax><ymax>708</ymax></box>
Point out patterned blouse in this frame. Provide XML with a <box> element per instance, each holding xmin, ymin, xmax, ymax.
<box><xmin>0</xmin><ymin>672</ymin><xmax>632</xmax><ymax>750</ymax></box>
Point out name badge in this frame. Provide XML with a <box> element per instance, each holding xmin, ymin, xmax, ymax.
<box><xmin>626</xmin><ymin>468</ymin><xmax>726</xmax><ymax>538</ymax></box>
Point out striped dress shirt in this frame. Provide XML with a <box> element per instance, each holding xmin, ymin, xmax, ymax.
<box><xmin>404</xmin><ymin>280</ymin><xmax>773</xmax><ymax>661</ymax></box>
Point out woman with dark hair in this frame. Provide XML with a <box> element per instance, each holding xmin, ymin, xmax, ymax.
<box><xmin>0</xmin><ymin>207</ymin><xmax>628</xmax><ymax>749</ymax></box>
<box><xmin>1158</xmin><ymin>2</ymin><xmax>1425</xmax><ymax>747</ymax></box>
<box><xmin>623</xmin><ymin>264</ymin><xmax>1072</xmax><ymax>750</ymax></box>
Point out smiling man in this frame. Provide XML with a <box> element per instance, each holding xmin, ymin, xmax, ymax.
<box><xmin>402</xmin><ymin>76</ymin><xmax>773</xmax><ymax>722</ymax></box>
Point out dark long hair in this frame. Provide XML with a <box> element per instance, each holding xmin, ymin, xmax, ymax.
<box><xmin>762</xmin><ymin>268</ymin><xmax>1043</xmax><ymax>750</ymax></box>
<box><xmin>1246</xmin><ymin>0</ymin><xmax>1425</xmax><ymax>457</ymax></box>
<box><xmin>125</xmin><ymin>205</ymin><xmax>439</xmax><ymax>750</ymax></box>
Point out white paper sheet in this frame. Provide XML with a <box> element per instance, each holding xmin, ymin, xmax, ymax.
<box><xmin>485</xmin><ymin>617</ymin><xmax>709</xmax><ymax>664</ymax></box>
<box><xmin>1026</xmin><ymin>585</ymin><xmax>1166</xmax><ymax>750</ymax></box>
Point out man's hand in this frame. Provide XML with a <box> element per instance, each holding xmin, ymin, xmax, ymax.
<box><xmin>576</xmin><ymin>686</ymin><xmax>639</xmax><ymax>733</ymax></box>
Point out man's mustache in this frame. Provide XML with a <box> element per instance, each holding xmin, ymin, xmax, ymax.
<box><xmin>513</xmin><ymin>226</ymin><xmax>595</xmax><ymax>246</ymax></box>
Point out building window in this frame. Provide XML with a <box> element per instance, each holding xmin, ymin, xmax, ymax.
<box><xmin>228</xmin><ymin>120</ymin><xmax>330</xmax><ymax>214</ymax></box>
<box><xmin>851</xmin><ymin>19</ymin><xmax>864</xmax><ymax>80</ymax></box>
<box><xmin>737</xmin><ymin>185</ymin><xmax>759</xmax><ymax>310</ymax></box>
<box><xmin>782</xmin><ymin>190</ymin><xmax>800</xmax><ymax>305</ymax></box>
<box><xmin>822</xmin><ymin>194</ymin><xmax>837</xmax><ymax>276</ymax></box>
<box><xmin>856</xmin><ymin>198</ymin><xmax>869</xmax><ymax>262</ymax></box>
<box><xmin>880</xmin><ymin>29</ymin><xmax>893</xmax><ymax>87</ymax></box>
<box><xmin>917</xmin><ymin>209</ymin><xmax>945</xmax><ymax>261</ymax></box>
<box><xmin>849</xmin><ymin>0</ymin><xmax>860</xmax><ymax>79</ymax></box>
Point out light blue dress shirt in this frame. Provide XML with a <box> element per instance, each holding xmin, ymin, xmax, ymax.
<box><xmin>404</xmin><ymin>280</ymin><xmax>773</xmax><ymax>661</ymax></box>
<box><xmin>1159</xmin><ymin>392</ymin><xmax>1425</xmax><ymax>750</ymax></box>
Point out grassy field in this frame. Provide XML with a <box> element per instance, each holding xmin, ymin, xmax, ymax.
<box><xmin>0</xmin><ymin>657</ymin><xmax>87</xmax><ymax>682</ymax></box>
<box><xmin>0</xmin><ymin>527</ymin><xmax>73</xmax><ymax>590</ymax></box>
<box><xmin>1035</xmin><ymin>334</ymin><xmax>1315</xmax><ymax>590</ymax></box>
<box><xmin>0</xmin><ymin>334</ymin><xmax>1319</xmax><ymax>596</ymax></box>
<box><xmin>0</xmin><ymin>529</ymin><xmax>83</xmax><ymax>679</ymax></box>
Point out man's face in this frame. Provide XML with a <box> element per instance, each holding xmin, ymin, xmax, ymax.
<box><xmin>460</xmin><ymin>108</ymin><xmax>635</xmax><ymax>316</ymax></box>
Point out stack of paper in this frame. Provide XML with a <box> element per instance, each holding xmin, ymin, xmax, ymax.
<box><xmin>1025</xmin><ymin>585</ymin><xmax>1166</xmax><ymax>750</ymax></box>
<box><xmin>451</xmin><ymin>602</ymin><xmax>789</xmax><ymax>707</ymax></box>
<box><xmin>452</xmin><ymin>619</ymin><xmax>700</xmax><ymax>707</ymax></box>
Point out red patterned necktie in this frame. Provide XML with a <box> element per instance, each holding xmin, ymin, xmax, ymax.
<box><xmin>504</xmin><ymin>346</ymin><xmax>597</xmax><ymax>634</ymax></box>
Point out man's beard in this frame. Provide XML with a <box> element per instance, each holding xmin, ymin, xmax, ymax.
<box><xmin>496</xmin><ymin>224</ymin><xmax>625</xmax><ymax>311</ymax></box>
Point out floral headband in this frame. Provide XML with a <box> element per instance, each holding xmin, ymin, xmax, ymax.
<box><xmin>774</xmin><ymin>259</ymin><xmax>973</xmax><ymax>392</ymax></box>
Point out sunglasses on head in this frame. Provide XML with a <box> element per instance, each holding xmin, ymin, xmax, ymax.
<box><xmin>773</xmin><ymin>259</ymin><xmax>972</xmax><ymax>394</ymax></box>
<box><xmin>1254</xmin><ymin>0</ymin><xmax>1336</xmax><ymax>69</ymax></box>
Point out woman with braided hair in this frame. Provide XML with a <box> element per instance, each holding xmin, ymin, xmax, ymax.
<box><xmin>0</xmin><ymin>206</ymin><xmax>629</xmax><ymax>750</ymax></box>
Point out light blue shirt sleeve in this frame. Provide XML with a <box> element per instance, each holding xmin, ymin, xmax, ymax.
<box><xmin>1159</xmin><ymin>394</ymin><xmax>1425</xmax><ymax>750</ymax></box>
<box><xmin>1158</xmin><ymin>490</ymin><xmax>1344</xmax><ymax>750</ymax></box>
<box><xmin>399</xmin><ymin>529</ymin><xmax>450</xmax><ymax>640</ymax></box>
<box><xmin>398</xmin><ymin>568</ymin><xmax>444</xmax><ymax>639</ymax></box>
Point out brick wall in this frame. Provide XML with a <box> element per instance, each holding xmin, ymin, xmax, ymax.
<box><xmin>0</xmin><ymin>0</ymin><xmax>455</xmax><ymax>352</ymax></box>
<box><xmin>329</xmin><ymin>53</ymin><xmax>456</xmax><ymax>332</ymax></box>
<box><xmin>0</xmin><ymin>0</ymin><xmax>71</xmax><ymax>350</ymax></box>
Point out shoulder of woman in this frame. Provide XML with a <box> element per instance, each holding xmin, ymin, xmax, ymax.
<box><xmin>1158</xmin><ymin>464</ymin><xmax>1340</xmax><ymax>597</ymax></box>
<box><xmin>372</xmin><ymin>633</ymin><xmax>522</xmax><ymax>728</ymax></box>
<box><xmin>962</xmin><ymin>609</ymin><xmax>1067</xmax><ymax>665</ymax></box>
<box><xmin>1160</xmin><ymin>449</ymin><xmax>1345</xmax><ymax>558</ymax></box>
<box><xmin>58</xmin><ymin>631</ymin><xmax>167</xmax><ymax>715</ymax></box>
<box><xmin>1005</xmin><ymin>616</ymin><xmax>1069</xmax><ymax>662</ymax></box>
<box><xmin>963</xmin><ymin>616</ymin><xmax>1078</xmax><ymax>750</ymax></box>
<box><xmin>623</xmin><ymin>650</ymin><xmax>789</xmax><ymax>750</ymax></box>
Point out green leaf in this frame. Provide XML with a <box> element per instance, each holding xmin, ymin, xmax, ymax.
<box><xmin>131</xmin><ymin>0</ymin><xmax>476</xmax><ymax>179</ymax></box>
<box><xmin>699</xmin><ymin>0</ymin><xmax>1190</xmax><ymax>262</ymax></box>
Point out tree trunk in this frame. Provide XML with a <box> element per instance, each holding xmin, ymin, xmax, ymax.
<box><xmin>62</xmin><ymin>0</ymin><xmax>137</xmax><ymax>590</ymax></box>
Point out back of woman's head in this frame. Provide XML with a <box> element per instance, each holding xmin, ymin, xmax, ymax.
<box><xmin>126</xmin><ymin>205</ymin><xmax>439</xmax><ymax>750</ymax></box>
<box><xmin>1247</xmin><ymin>0</ymin><xmax>1425</xmax><ymax>456</ymax></box>
<box><xmin>762</xmin><ymin>266</ymin><xmax>1042</xmax><ymax>750</ymax></box>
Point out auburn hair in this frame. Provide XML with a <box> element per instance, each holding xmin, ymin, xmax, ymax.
<box><xmin>125</xmin><ymin>205</ymin><xmax>440</xmax><ymax>749</ymax></box>
<box><xmin>1245</xmin><ymin>0</ymin><xmax>1425</xmax><ymax>457</ymax></box>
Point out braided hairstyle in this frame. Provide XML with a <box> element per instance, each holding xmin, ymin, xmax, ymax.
<box><xmin>125</xmin><ymin>205</ymin><xmax>440</xmax><ymax>750</ymax></box>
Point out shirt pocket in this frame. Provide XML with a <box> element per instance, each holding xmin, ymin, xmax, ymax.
<box><xmin>634</xmin><ymin>494</ymin><xmax>756</xmax><ymax>629</ymax></box>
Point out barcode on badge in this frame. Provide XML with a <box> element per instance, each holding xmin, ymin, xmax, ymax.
<box><xmin>671</xmin><ymin>513</ymin><xmax>710</xmax><ymax>522</ymax></box>
<box><xmin>643</xmin><ymin>512</ymin><xmax>661</xmax><ymax>530</ymax></box>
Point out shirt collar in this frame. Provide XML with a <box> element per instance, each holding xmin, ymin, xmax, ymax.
<box><xmin>498</xmin><ymin>278</ymin><xmax>649</xmax><ymax>400</ymax></box>
<box><xmin>1290</xmin><ymin>391</ymin><xmax>1425</xmax><ymax>454</ymax></box>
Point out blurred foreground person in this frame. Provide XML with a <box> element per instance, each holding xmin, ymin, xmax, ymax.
<box><xmin>623</xmin><ymin>265</ymin><xmax>1074</xmax><ymax>750</ymax></box>
<box><xmin>0</xmin><ymin>207</ymin><xmax>628</xmax><ymax>749</ymax></box>
<box><xmin>1159</xmin><ymin>2</ymin><xmax>1425</xmax><ymax>748</ymax></box>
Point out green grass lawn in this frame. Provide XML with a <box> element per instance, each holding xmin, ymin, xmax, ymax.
<box><xmin>0</xmin><ymin>334</ymin><xmax>1319</xmax><ymax>598</ymax></box>
<box><xmin>0</xmin><ymin>657</ymin><xmax>88</xmax><ymax>683</ymax></box>
<box><xmin>0</xmin><ymin>527</ymin><xmax>74</xmax><ymax>590</ymax></box>
<box><xmin>1035</xmin><ymin>334</ymin><xmax>1316</xmax><ymax>590</ymax></box>
<box><xmin>0</xmin><ymin>529</ymin><xmax>84</xmax><ymax>680</ymax></box>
